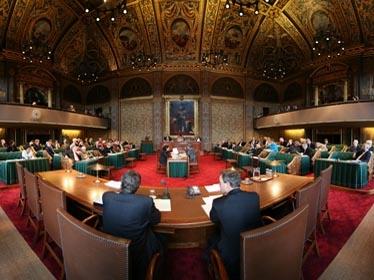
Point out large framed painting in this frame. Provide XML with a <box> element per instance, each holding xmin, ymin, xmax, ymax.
<box><xmin>165</xmin><ymin>99</ymin><xmax>198</xmax><ymax>136</ymax></box>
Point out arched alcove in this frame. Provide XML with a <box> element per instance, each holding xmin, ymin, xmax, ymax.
<box><xmin>283</xmin><ymin>82</ymin><xmax>303</xmax><ymax>102</ymax></box>
<box><xmin>254</xmin><ymin>83</ymin><xmax>279</xmax><ymax>103</ymax></box>
<box><xmin>120</xmin><ymin>77</ymin><xmax>152</xmax><ymax>99</ymax></box>
<box><xmin>63</xmin><ymin>85</ymin><xmax>81</xmax><ymax>104</ymax></box>
<box><xmin>211</xmin><ymin>77</ymin><xmax>244</xmax><ymax>99</ymax></box>
<box><xmin>86</xmin><ymin>85</ymin><xmax>111</xmax><ymax>105</ymax></box>
<box><xmin>164</xmin><ymin>75</ymin><xmax>199</xmax><ymax>95</ymax></box>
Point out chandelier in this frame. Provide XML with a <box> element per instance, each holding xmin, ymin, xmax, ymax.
<box><xmin>128</xmin><ymin>52</ymin><xmax>158</xmax><ymax>71</ymax></box>
<box><xmin>224</xmin><ymin>0</ymin><xmax>274</xmax><ymax>16</ymax></box>
<box><xmin>84</xmin><ymin>0</ymin><xmax>128</xmax><ymax>22</ymax></box>
<box><xmin>76</xmin><ymin>56</ymin><xmax>101</xmax><ymax>84</ymax></box>
<box><xmin>312</xmin><ymin>28</ymin><xmax>345</xmax><ymax>59</ymax></box>
<box><xmin>22</xmin><ymin>40</ymin><xmax>52</xmax><ymax>64</ymax></box>
<box><xmin>201</xmin><ymin>50</ymin><xmax>229</xmax><ymax>68</ymax></box>
<box><xmin>261</xmin><ymin>50</ymin><xmax>287</xmax><ymax>80</ymax></box>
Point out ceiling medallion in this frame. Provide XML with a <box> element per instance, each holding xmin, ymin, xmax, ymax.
<box><xmin>224</xmin><ymin>0</ymin><xmax>275</xmax><ymax>16</ymax></box>
<box><xmin>84</xmin><ymin>0</ymin><xmax>128</xmax><ymax>22</ymax></box>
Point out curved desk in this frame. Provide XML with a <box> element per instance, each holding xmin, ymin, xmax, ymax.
<box><xmin>37</xmin><ymin>170</ymin><xmax>312</xmax><ymax>247</ymax></box>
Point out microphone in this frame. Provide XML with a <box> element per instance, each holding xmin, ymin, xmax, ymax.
<box><xmin>160</xmin><ymin>179</ymin><xmax>170</xmax><ymax>199</ymax></box>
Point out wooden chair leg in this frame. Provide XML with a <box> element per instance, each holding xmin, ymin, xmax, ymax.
<box><xmin>41</xmin><ymin>232</ymin><xmax>47</xmax><ymax>258</ymax></box>
<box><xmin>32</xmin><ymin>220</ymin><xmax>41</xmax><ymax>247</ymax></box>
<box><xmin>314</xmin><ymin>230</ymin><xmax>320</xmax><ymax>257</ymax></box>
<box><xmin>318</xmin><ymin>213</ymin><xmax>326</xmax><ymax>235</ymax></box>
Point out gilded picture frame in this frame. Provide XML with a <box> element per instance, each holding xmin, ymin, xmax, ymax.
<box><xmin>165</xmin><ymin>99</ymin><xmax>198</xmax><ymax>136</ymax></box>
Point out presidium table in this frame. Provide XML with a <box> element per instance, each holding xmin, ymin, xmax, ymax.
<box><xmin>37</xmin><ymin>170</ymin><xmax>313</xmax><ymax>248</ymax></box>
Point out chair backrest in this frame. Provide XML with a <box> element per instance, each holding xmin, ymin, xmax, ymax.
<box><xmin>16</xmin><ymin>162</ymin><xmax>26</xmax><ymax>199</ymax></box>
<box><xmin>241</xmin><ymin>205</ymin><xmax>309</xmax><ymax>280</ymax></box>
<box><xmin>39</xmin><ymin>180</ymin><xmax>66</xmax><ymax>248</ymax></box>
<box><xmin>251</xmin><ymin>156</ymin><xmax>259</xmax><ymax>168</ymax></box>
<box><xmin>24</xmin><ymin>169</ymin><xmax>42</xmax><ymax>220</ymax></box>
<box><xmin>319</xmin><ymin>165</ymin><xmax>333</xmax><ymax>213</ymax></box>
<box><xmin>296</xmin><ymin>177</ymin><xmax>322</xmax><ymax>240</ymax></box>
<box><xmin>57</xmin><ymin>208</ymin><xmax>131</xmax><ymax>280</ymax></box>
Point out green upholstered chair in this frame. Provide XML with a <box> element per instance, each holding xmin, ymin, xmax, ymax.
<box><xmin>314</xmin><ymin>158</ymin><xmax>368</xmax><ymax>189</ymax></box>
<box><xmin>0</xmin><ymin>158</ymin><xmax>50</xmax><ymax>185</ymax></box>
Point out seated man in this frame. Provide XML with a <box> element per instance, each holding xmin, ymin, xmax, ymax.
<box><xmin>21</xmin><ymin>145</ymin><xmax>35</xmax><ymax>159</ymax></box>
<box><xmin>209</xmin><ymin>169</ymin><xmax>261</xmax><ymax>280</ymax></box>
<box><xmin>159</xmin><ymin>145</ymin><xmax>169</xmax><ymax>165</ymax></box>
<box><xmin>102</xmin><ymin>171</ymin><xmax>163</xmax><ymax>280</ymax></box>
<box><xmin>349</xmin><ymin>139</ymin><xmax>361</xmax><ymax>158</ymax></box>
<box><xmin>357</xmin><ymin>143</ymin><xmax>372</xmax><ymax>163</ymax></box>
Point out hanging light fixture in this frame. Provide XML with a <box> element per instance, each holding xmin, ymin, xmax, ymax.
<box><xmin>224</xmin><ymin>0</ymin><xmax>274</xmax><ymax>17</ymax></box>
<box><xmin>84</xmin><ymin>0</ymin><xmax>128</xmax><ymax>22</ymax></box>
<box><xmin>128</xmin><ymin>51</ymin><xmax>158</xmax><ymax>71</ymax></box>
<box><xmin>21</xmin><ymin>0</ymin><xmax>52</xmax><ymax>63</ymax></box>
<box><xmin>312</xmin><ymin>28</ymin><xmax>345</xmax><ymax>59</ymax></box>
<box><xmin>201</xmin><ymin>50</ymin><xmax>229</xmax><ymax>69</ymax></box>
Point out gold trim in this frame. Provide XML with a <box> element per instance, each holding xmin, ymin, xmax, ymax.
<box><xmin>210</xmin><ymin>95</ymin><xmax>245</xmax><ymax>101</ymax></box>
<box><xmin>120</xmin><ymin>96</ymin><xmax>154</xmax><ymax>101</ymax></box>
<box><xmin>165</xmin><ymin>99</ymin><xmax>199</xmax><ymax>136</ymax></box>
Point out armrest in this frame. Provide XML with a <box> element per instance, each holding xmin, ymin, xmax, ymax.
<box><xmin>262</xmin><ymin>215</ymin><xmax>277</xmax><ymax>224</ymax></box>
<box><xmin>145</xmin><ymin>252</ymin><xmax>161</xmax><ymax>280</ymax></box>
<box><xmin>210</xmin><ymin>249</ymin><xmax>229</xmax><ymax>280</ymax></box>
<box><xmin>82</xmin><ymin>214</ymin><xmax>99</xmax><ymax>228</ymax></box>
<box><xmin>287</xmin><ymin>156</ymin><xmax>301</xmax><ymax>175</ymax></box>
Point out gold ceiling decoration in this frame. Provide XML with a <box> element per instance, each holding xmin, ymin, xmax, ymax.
<box><xmin>0</xmin><ymin>0</ymin><xmax>373</xmax><ymax>81</ymax></box>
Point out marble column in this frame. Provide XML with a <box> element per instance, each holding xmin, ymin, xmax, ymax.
<box><xmin>19</xmin><ymin>82</ymin><xmax>24</xmax><ymax>104</ymax></box>
<box><xmin>343</xmin><ymin>80</ymin><xmax>348</xmax><ymax>102</ymax></box>
<box><xmin>47</xmin><ymin>88</ymin><xmax>52</xmax><ymax>108</ymax></box>
<box><xmin>314</xmin><ymin>85</ymin><xmax>319</xmax><ymax>106</ymax></box>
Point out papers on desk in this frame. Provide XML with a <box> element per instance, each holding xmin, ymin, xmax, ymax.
<box><xmin>153</xmin><ymin>199</ymin><xmax>171</xmax><ymax>212</ymax></box>
<box><xmin>201</xmin><ymin>194</ymin><xmax>222</xmax><ymax>217</ymax></box>
<box><xmin>202</xmin><ymin>195</ymin><xmax>222</xmax><ymax>205</ymax></box>
<box><xmin>93</xmin><ymin>196</ymin><xmax>103</xmax><ymax>205</ymax></box>
<box><xmin>204</xmin><ymin>184</ymin><xmax>220</xmax><ymax>193</ymax></box>
<box><xmin>104</xmin><ymin>180</ymin><xmax>121</xmax><ymax>190</ymax></box>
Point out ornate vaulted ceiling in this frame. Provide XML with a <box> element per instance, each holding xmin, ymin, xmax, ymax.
<box><xmin>1</xmin><ymin>0</ymin><xmax>374</xmax><ymax>80</ymax></box>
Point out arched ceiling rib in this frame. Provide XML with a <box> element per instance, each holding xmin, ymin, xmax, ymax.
<box><xmin>1</xmin><ymin>0</ymin><xmax>374</xmax><ymax>80</ymax></box>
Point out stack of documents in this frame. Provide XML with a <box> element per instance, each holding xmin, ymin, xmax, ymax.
<box><xmin>201</xmin><ymin>194</ymin><xmax>222</xmax><ymax>217</ymax></box>
<box><xmin>153</xmin><ymin>199</ymin><xmax>171</xmax><ymax>212</ymax></box>
<box><xmin>104</xmin><ymin>180</ymin><xmax>122</xmax><ymax>189</ymax></box>
<box><xmin>204</xmin><ymin>184</ymin><xmax>220</xmax><ymax>193</ymax></box>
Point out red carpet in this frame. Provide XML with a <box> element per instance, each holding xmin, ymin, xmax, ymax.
<box><xmin>111</xmin><ymin>154</ymin><xmax>226</xmax><ymax>187</ymax></box>
<box><xmin>0</xmin><ymin>154</ymin><xmax>373</xmax><ymax>279</ymax></box>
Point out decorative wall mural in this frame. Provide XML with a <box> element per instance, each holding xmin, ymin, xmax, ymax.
<box><xmin>119</xmin><ymin>27</ymin><xmax>138</xmax><ymax>51</ymax></box>
<box><xmin>355</xmin><ymin>0</ymin><xmax>374</xmax><ymax>43</ymax></box>
<box><xmin>254</xmin><ymin>83</ymin><xmax>279</xmax><ymax>103</ymax></box>
<box><xmin>319</xmin><ymin>83</ymin><xmax>344</xmax><ymax>104</ymax></box>
<box><xmin>25</xmin><ymin>87</ymin><xmax>47</xmax><ymax>106</ymax></box>
<box><xmin>311</xmin><ymin>10</ymin><xmax>331</xmax><ymax>31</ymax></box>
<box><xmin>31</xmin><ymin>18</ymin><xmax>51</xmax><ymax>43</ymax></box>
<box><xmin>211</xmin><ymin>77</ymin><xmax>244</xmax><ymax>98</ymax></box>
<box><xmin>121</xmin><ymin>78</ymin><xmax>152</xmax><ymax>98</ymax></box>
<box><xmin>159</xmin><ymin>0</ymin><xmax>200</xmax><ymax>60</ymax></box>
<box><xmin>224</xmin><ymin>26</ymin><xmax>243</xmax><ymax>49</ymax></box>
<box><xmin>165</xmin><ymin>75</ymin><xmax>199</xmax><ymax>95</ymax></box>
<box><xmin>171</xmin><ymin>18</ymin><xmax>190</xmax><ymax>48</ymax></box>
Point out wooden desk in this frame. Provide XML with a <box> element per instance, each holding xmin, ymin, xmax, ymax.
<box><xmin>37</xmin><ymin>170</ymin><xmax>312</xmax><ymax>247</ymax></box>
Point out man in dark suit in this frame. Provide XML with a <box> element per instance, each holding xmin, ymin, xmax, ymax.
<box><xmin>209</xmin><ymin>169</ymin><xmax>261</xmax><ymax>280</ymax></box>
<box><xmin>102</xmin><ymin>170</ymin><xmax>163</xmax><ymax>280</ymax></box>
<box><xmin>358</xmin><ymin>143</ymin><xmax>372</xmax><ymax>163</ymax></box>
